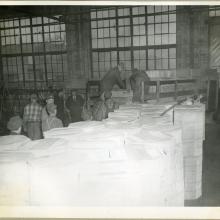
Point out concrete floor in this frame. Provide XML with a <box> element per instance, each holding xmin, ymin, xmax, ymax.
<box><xmin>185</xmin><ymin>122</ymin><xmax>220</xmax><ymax>206</ymax></box>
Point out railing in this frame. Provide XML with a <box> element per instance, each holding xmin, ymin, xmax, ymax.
<box><xmin>147</xmin><ymin>78</ymin><xmax>199</xmax><ymax>102</ymax></box>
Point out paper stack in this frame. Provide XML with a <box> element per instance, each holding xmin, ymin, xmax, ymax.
<box><xmin>111</xmin><ymin>89</ymin><xmax>133</xmax><ymax>105</ymax></box>
<box><xmin>174</xmin><ymin>104</ymin><xmax>205</xmax><ymax>200</ymax></box>
<box><xmin>0</xmin><ymin>135</ymin><xmax>30</xmax><ymax>152</ymax></box>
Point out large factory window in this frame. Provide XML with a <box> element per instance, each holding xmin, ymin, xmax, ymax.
<box><xmin>209</xmin><ymin>6</ymin><xmax>220</xmax><ymax>17</ymax></box>
<box><xmin>0</xmin><ymin>16</ymin><xmax>67</xmax><ymax>89</ymax></box>
<box><xmin>90</xmin><ymin>6</ymin><xmax>176</xmax><ymax>80</ymax></box>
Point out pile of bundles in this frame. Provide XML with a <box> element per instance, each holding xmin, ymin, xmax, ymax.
<box><xmin>0</xmin><ymin>135</ymin><xmax>32</xmax><ymax>205</ymax></box>
<box><xmin>174</xmin><ymin>104</ymin><xmax>205</xmax><ymax>200</ymax></box>
<box><xmin>111</xmin><ymin>89</ymin><xmax>133</xmax><ymax>105</ymax></box>
<box><xmin>0</xmin><ymin>102</ymin><xmax>205</xmax><ymax>206</ymax></box>
<box><xmin>106</xmin><ymin>103</ymin><xmax>184</xmax><ymax>206</ymax></box>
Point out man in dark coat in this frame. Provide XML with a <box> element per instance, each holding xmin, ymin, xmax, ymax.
<box><xmin>66</xmin><ymin>90</ymin><xmax>84</xmax><ymax>123</ymax></box>
<box><xmin>130</xmin><ymin>68</ymin><xmax>150</xmax><ymax>102</ymax></box>
<box><xmin>54</xmin><ymin>89</ymin><xmax>65</xmax><ymax>124</ymax></box>
<box><xmin>100</xmin><ymin>62</ymin><xmax>126</xmax><ymax>94</ymax></box>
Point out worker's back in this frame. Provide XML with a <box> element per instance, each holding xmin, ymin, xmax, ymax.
<box><xmin>100</xmin><ymin>66</ymin><xmax>125</xmax><ymax>93</ymax></box>
<box><xmin>130</xmin><ymin>69</ymin><xmax>150</xmax><ymax>102</ymax></box>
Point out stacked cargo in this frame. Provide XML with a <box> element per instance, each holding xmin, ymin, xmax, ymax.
<box><xmin>111</xmin><ymin>89</ymin><xmax>133</xmax><ymax>105</ymax></box>
<box><xmin>0</xmin><ymin>102</ymin><xmax>205</xmax><ymax>206</ymax></box>
<box><xmin>0</xmin><ymin>135</ymin><xmax>30</xmax><ymax>152</ymax></box>
<box><xmin>108</xmin><ymin>103</ymin><xmax>184</xmax><ymax>206</ymax></box>
<box><xmin>174</xmin><ymin>104</ymin><xmax>205</xmax><ymax>200</ymax></box>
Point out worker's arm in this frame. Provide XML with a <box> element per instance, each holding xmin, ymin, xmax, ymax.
<box><xmin>41</xmin><ymin>107</ymin><xmax>49</xmax><ymax>121</ymax></box>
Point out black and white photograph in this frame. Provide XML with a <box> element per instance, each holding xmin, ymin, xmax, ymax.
<box><xmin>0</xmin><ymin>2</ymin><xmax>219</xmax><ymax>219</ymax></box>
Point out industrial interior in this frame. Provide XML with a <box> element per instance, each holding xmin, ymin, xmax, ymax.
<box><xmin>0</xmin><ymin>5</ymin><xmax>220</xmax><ymax>207</ymax></box>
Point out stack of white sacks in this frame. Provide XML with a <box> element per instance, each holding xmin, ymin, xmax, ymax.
<box><xmin>174</xmin><ymin>104</ymin><xmax>205</xmax><ymax>200</ymax></box>
<box><xmin>0</xmin><ymin>135</ymin><xmax>32</xmax><ymax>205</ymax></box>
<box><xmin>106</xmin><ymin>103</ymin><xmax>184</xmax><ymax>206</ymax></box>
<box><xmin>111</xmin><ymin>89</ymin><xmax>133</xmax><ymax>105</ymax></box>
<box><xmin>0</xmin><ymin>102</ymin><xmax>205</xmax><ymax>206</ymax></box>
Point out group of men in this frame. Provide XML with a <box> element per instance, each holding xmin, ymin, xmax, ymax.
<box><xmin>6</xmin><ymin>62</ymin><xmax>150</xmax><ymax>140</ymax></box>
<box><xmin>100</xmin><ymin>62</ymin><xmax>150</xmax><ymax>102</ymax></box>
<box><xmin>7</xmin><ymin>90</ymin><xmax>85</xmax><ymax>140</ymax></box>
<box><xmin>92</xmin><ymin>62</ymin><xmax>150</xmax><ymax>121</ymax></box>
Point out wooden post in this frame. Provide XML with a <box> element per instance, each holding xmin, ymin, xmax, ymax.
<box><xmin>216</xmin><ymin>78</ymin><xmax>219</xmax><ymax>110</ymax></box>
<box><xmin>141</xmin><ymin>81</ymin><xmax>144</xmax><ymax>103</ymax></box>
<box><xmin>174</xmin><ymin>80</ymin><xmax>178</xmax><ymax>101</ymax></box>
<box><xmin>206</xmin><ymin>79</ymin><xmax>210</xmax><ymax>111</ymax></box>
<box><xmin>156</xmin><ymin>80</ymin><xmax>160</xmax><ymax>102</ymax></box>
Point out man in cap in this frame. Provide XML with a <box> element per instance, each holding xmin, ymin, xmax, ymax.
<box><xmin>7</xmin><ymin>115</ymin><xmax>23</xmax><ymax>135</ymax></box>
<box><xmin>54</xmin><ymin>89</ymin><xmax>66</xmax><ymax>125</ymax></box>
<box><xmin>66</xmin><ymin>90</ymin><xmax>84</xmax><ymax>123</ymax></box>
<box><xmin>92</xmin><ymin>91</ymin><xmax>117</xmax><ymax>121</ymax></box>
<box><xmin>23</xmin><ymin>93</ymin><xmax>42</xmax><ymax>140</ymax></box>
<box><xmin>42</xmin><ymin>103</ymin><xmax>63</xmax><ymax>134</ymax></box>
<box><xmin>100</xmin><ymin>62</ymin><xmax>126</xmax><ymax>94</ymax></box>
<box><xmin>41</xmin><ymin>93</ymin><xmax>54</xmax><ymax>121</ymax></box>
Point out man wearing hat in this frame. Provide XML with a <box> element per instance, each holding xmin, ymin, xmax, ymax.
<box><xmin>23</xmin><ymin>93</ymin><xmax>42</xmax><ymax>140</ymax></box>
<box><xmin>92</xmin><ymin>91</ymin><xmax>117</xmax><ymax>121</ymax></box>
<box><xmin>42</xmin><ymin>103</ymin><xmax>63</xmax><ymax>133</ymax></box>
<box><xmin>7</xmin><ymin>115</ymin><xmax>23</xmax><ymax>135</ymax></box>
<box><xmin>66</xmin><ymin>90</ymin><xmax>84</xmax><ymax>123</ymax></box>
<box><xmin>41</xmin><ymin>93</ymin><xmax>55</xmax><ymax>129</ymax></box>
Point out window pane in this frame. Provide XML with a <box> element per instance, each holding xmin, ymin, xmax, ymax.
<box><xmin>148</xmin><ymin>60</ymin><xmax>155</xmax><ymax>69</ymax></box>
<box><xmin>162</xmin><ymin>59</ymin><xmax>168</xmax><ymax>69</ymax></box>
<box><xmin>148</xmin><ymin>24</ymin><xmax>154</xmax><ymax>35</ymax></box>
<box><xmin>148</xmin><ymin>35</ymin><xmax>154</xmax><ymax>45</ymax></box>
<box><xmin>139</xmin><ymin>25</ymin><xmax>145</xmax><ymax>35</ymax></box>
<box><xmin>169</xmin><ymin>14</ymin><xmax>176</xmax><ymax>22</ymax></box>
<box><xmin>162</xmin><ymin>34</ymin><xmax>169</xmax><ymax>44</ymax></box>
<box><xmin>104</xmin><ymin>28</ymin><xmax>109</xmax><ymax>37</ymax></box>
<box><xmin>162</xmin><ymin>23</ymin><xmax>168</xmax><ymax>33</ymax></box>
<box><xmin>104</xmin><ymin>38</ymin><xmax>110</xmax><ymax>48</ymax></box>
<box><xmin>148</xmin><ymin>49</ymin><xmax>154</xmax><ymax>59</ymax></box>
<box><xmin>162</xmin><ymin>49</ymin><xmax>168</xmax><ymax>58</ymax></box>
<box><xmin>169</xmin><ymin>59</ymin><xmax>176</xmax><ymax>69</ymax></box>
<box><xmin>139</xmin><ymin>36</ymin><xmax>146</xmax><ymax>46</ymax></box>
<box><xmin>124</xmin><ymin>37</ymin><xmax>131</xmax><ymax>46</ymax></box>
<box><xmin>169</xmin><ymin>33</ymin><xmax>176</xmax><ymax>44</ymax></box>
<box><xmin>155</xmin><ymin>15</ymin><xmax>162</xmax><ymax>23</ymax></box>
<box><xmin>104</xmin><ymin>20</ymin><xmax>109</xmax><ymax>27</ymax></box>
<box><xmin>147</xmin><ymin>6</ymin><xmax>154</xmax><ymax>14</ymax></box>
<box><xmin>169</xmin><ymin>23</ymin><xmax>176</xmax><ymax>33</ymax></box>
<box><xmin>155</xmin><ymin>24</ymin><xmax>161</xmax><ymax>34</ymax></box>
<box><xmin>148</xmin><ymin>16</ymin><xmax>154</xmax><ymax>23</ymax></box>
<box><xmin>133</xmin><ymin>26</ymin><xmax>140</xmax><ymax>35</ymax></box>
<box><xmin>156</xmin><ymin>59</ymin><xmax>162</xmax><ymax>69</ymax></box>
<box><xmin>91</xmin><ymin>21</ymin><xmax>97</xmax><ymax>28</ymax></box>
<box><xmin>91</xmin><ymin>11</ymin><xmax>96</xmax><ymax>19</ymax></box>
<box><xmin>169</xmin><ymin>48</ymin><xmax>176</xmax><ymax>58</ymax></box>
<box><xmin>109</xmin><ymin>10</ymin><xmax>115</xmax><ymax>17</ymax></box>
<box><xmin>155</xmin><ymin>35</ymin><xmax>161</xmax><ymax>45</ymax></box>
<box><xmin>92</xmin><ymin>29</ymin><xmax>97</xmax><ymax>38</ymax></box>
<box><xmin>161</xmin><ymin>15</ymin><xmax>169</xmax><ymax>22</ymax></box>
<box><xmin>103</xmin><ymin>10</ymin><xmax>108</xmax><ymax>18</ymax></box>
<box><xmin>110</xmin><ymin>38</ymin><xmax>116</xmax><ymax>47</ymax></box>
<box><xmin>133</xmin><ymin>36</ymin><xmax>140</xmax><ymax>46</ymax></box>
